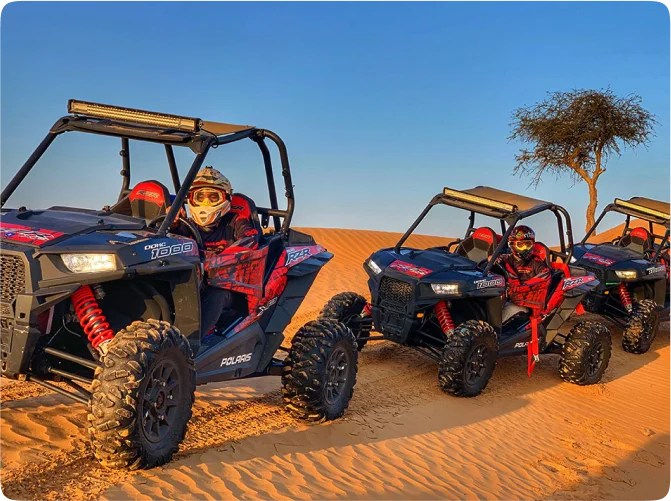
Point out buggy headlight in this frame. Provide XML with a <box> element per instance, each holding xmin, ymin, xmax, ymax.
<box><xmin>431</xmin><ymin>283</ymin><xmax>459</xmax><ymax>295</ymax></box>
<box><xmin>615</xmin><ymin>270</ymin><xmax>637</xmax><ymax>279</ymax></box>
<box><xmin>367</xmin><ymin>259</ymin><xmax>382</xmax><ymax>275</ymax></box>
<box><xmin>62</xmin><ymin>253</ymin><xmax>118</xmax><ymax>273</ymax></box>
<box><xmin>569</xmin><ymin>256</ymin><xmax>577</xmax><ymax>264</ymax></box>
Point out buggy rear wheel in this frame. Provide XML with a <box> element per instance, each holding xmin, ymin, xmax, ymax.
<box><xmin>319</xmin><ymin>292</ymin><xmax>370</xmax><ymax>351</ymax></box>
<box><xmin>88</xmin><ymin>319</ymin><xmax>195</xmax><ymax>469</ymax></box>
<box><xmin>282</xmin><ymin>319</ymin><xmax>358</xmax><ymax>421</ymax></box>
<box><xmin>559</xmin><ymin>321</ymin><xmax>611</xmax><ymax>385</ymax></box>
<box><xmin>438</xmin><ymin>320</ymin><xmax>498</xmax><ymax>397</ymax></box>
<box><xmin>622</xmin><ymin>299</ymin><xmax>660</xmax><ymax>354</ymax></box>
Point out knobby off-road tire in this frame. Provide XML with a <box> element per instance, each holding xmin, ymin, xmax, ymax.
<box><xmin>438</xmin><ymin>320</ymin><xmax>498</xmax><ymax>397</ymax></box>
<box><xmin>622</xmin><ymin>299</ymin><xmax>661</xmax><ymax>354</ymax></box>
<box><xmin>88</xmin><ymin>319</ymin><xmax>195</xmax><ymax>469</ymax></box>
<box><xmin>559</xmin><ymin>321</ymin><xmax>611</xmax><ymax>385</ymax></box>
<box><xmin>282</xmin><ymin>319</ymin><xmax>358</xmax><ymax>421</ymax></box>
<box><xmin>319</xmin><ymin>292</ymin><xmax>370</xmax><ymax>350</ymax></box>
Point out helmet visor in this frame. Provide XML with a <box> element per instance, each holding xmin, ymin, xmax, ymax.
<box><xmin>512</xmin><ymin>239</ymin><xmax>534</xmax><ymax>252</ymax></box>
<box><xmin>189</xmin><ymin>188</ymin><xmax>227</xmax><ymax>207</ymax></box>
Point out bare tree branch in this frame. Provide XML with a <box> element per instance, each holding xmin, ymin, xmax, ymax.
<box><xmin>509</xmin><ymin>88</ymin><xmax>657</xmax><ymax>232</ymax></box>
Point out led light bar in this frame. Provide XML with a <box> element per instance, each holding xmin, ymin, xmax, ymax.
<box><xmin>614</xmin><ymin>199</ymin><xmax>670</xmax><ymax>220</ymax></box>
<box><xmin>68</xmin><ymin>100</ymin><xmax>202</xmax><ymax>132</ymax></box>
<box><xmin>443</xmin><ymin>187</ymin><xmax>516</xmax><ymax>212</ymax></box>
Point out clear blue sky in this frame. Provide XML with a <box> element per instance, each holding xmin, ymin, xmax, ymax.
<box><xmin>2</xmin><ymin>2</ymin><xmax>669</xmax><ymax>243</ymax></box>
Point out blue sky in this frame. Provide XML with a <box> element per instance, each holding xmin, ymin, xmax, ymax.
<box><xmin>1</xmin><ymin>2</ymin><xmax>669</xmax><ymax>243</ymax></box>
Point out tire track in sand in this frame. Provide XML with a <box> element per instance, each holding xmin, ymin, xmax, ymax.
<box><xmin>0</xmin><ymin>341</ymin><xmax>442</xmax><ymax>501</ymax></box>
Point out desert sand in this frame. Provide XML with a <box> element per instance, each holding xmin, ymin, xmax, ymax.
<box><xmin>1</xmin><ymin>227</ymin><xmax>668</xmax><ymax>501</ymax></box>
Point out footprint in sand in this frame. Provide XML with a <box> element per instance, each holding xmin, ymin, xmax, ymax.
<box><xmin>600</xmin><ymin>439</ymin><xmax>637</xmax><ymax>452</ymax></box>
<box><xmin>604</xmin><ymin>467</ymin><xmax>636</xmax><ymax>486</ymax></box>
<box><xmin>633</xmin><ymin>450</ymin><xmax>666</xmax><ymax>467</ymax></box>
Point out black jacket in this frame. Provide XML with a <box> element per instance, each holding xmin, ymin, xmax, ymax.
<box><xmin>175</xmin><ymin>212</ymin><xmax>259</xmax><ymax>252</ymax></box>
<box><xmin>496</xmin><ymin>253</ymin><xmax>551</xmax><ymax>284</ymax></box>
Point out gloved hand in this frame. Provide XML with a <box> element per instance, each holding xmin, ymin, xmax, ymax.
<box><xmin>166</xmin><ymin>205</ymin><xmax>187</xmax><ymax>230</ymax></box>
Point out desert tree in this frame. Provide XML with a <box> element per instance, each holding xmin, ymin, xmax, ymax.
<box><xmin>510</xmin><ymin>88</ymin><xmax>656</xmax><ymax>233</ymax></box>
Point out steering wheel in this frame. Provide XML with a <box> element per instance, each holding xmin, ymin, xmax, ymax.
<box><xmin>476</xmin><ymin>257</ymin><xmax>509</xmax><ymax>279</ymax></box>
<box><xmin>147</xmin><ymin>214</ymin><xmax>205</xmax><ymax>251</ymax></box>
<box><xmin>643</xmin><ymin>247</ymin><xmax>658</xmax><ymax>260</ymax></box>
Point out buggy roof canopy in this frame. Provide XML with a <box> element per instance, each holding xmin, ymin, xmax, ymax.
<box><xmin>441</xmin><ymin>186</ymin><xmax>553</xmax><ymax>218</ymax></box>
<box><xmin>613</xmin><ymin>196</ymin><xmax>670</xmax><ymax>225</ymax></box>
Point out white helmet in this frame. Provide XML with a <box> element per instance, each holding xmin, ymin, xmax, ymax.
<box><xmin>186</xmin><ymin>167</ymin><xmax>232</xmax><ymax>228</ymax></box>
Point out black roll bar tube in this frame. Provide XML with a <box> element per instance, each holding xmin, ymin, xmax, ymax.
<box><xmin>165</xmin><ymin>145</ymin><xmax>181</xmax><ymax>193</ymax></box>
<box><xmin>1</xmin><ymin>131</ymin><xmax>59</xmax><ymax>207</ymax></box>
<box><xmin>552</xmin><ymin>209</ymin><xmax>566</xmax><ymax>253</ymax></box>
<box><xmin>118</xmin><ymin>137</ymin><xmax>131</xmax><ymax>201</ymax></box>
<box><xmin>650</xmin><ymin>226</ymin><xmax>671</xmax><ymax>263</ymax></box>
<box><xmin>554</xmin><ymin>204</ymin><xmax>574</xmax><ymax>262</ymax></box>
<box><xmin>394</xmin><ymin>195</ymin><xmax>442</xmax><ymax>253</ymax></box>
<box><xmin>158</xmin><ymin>145</ymin><xmax>212</xmax><ymax>235</ymax></box>
<box><xmin>483</xmin><ymin>218</ymin><xmax>518</xmax><ymax>275</ymax></box>
<box><xmin>157</xmin><ymin>129</ymin><xmax>259</xmax><ymax>235</ymax></box>
<box><xmin>261</xmin><ymin>130</ymin><xmax>295</xmax><ymax>233</ymax></box>
<box><xmin>581</xmin><ymin>204</ymin><xmax>613</xmax><ymax>244</ymax></box>
<box><xmin>465</xmin><ymin>211</ymin><xmax>475</xmax><ymax>237</ymax></box>
<box><xmin>253</xmin><ymin>135</ymin><xmax>281</xmax><ymax>231</ymax></box>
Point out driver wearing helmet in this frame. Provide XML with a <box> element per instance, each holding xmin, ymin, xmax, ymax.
<box><xmin>172</xmin><ymin>166</ymin><xmax>260</xmax><ymax>335</ymax></box>
<box><xmin>183</xmin><ymin>166</ymin><xmax>259</xmax><ymax>252</ymax></box>
<box><xmin>494</xmin><ymin>225</ymin><xmax>551</xmax><ymax>322</ymax></box>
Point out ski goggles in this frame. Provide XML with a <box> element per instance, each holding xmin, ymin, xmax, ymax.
<box><xmin>188</xmin><ymin>187</ymin><xmax>228</xmax><ymax>207</ymax></box>
<box><xmin>511</xmin><ymin>239</ymin><xmax>534</xmax><ymax>252</ymax></box>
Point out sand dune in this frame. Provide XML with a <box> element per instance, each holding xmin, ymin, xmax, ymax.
<box><xmin>1</xmin><ymin>227</ymin><xmax>668</xmax><ymax>501</ymax></box>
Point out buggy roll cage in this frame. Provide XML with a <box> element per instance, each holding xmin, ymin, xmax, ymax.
<box><xmin>581</xmin><ymin>197</ymin><xmax>671</xmax><ymax>262</ymax></box>
<box><xmin>0</xmin><ymin>100</ymin><xmax>295</xmax><ymax>235</ymax></box>
<box><xmin>394</xmin><ymin>186</ymin><xmax>574</xmax><ymax>275</ymax></box>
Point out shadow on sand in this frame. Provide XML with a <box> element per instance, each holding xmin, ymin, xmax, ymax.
<box><xmin>546</xmin><ymin>433</ymin><xmax>670</xmax><ymax>501</ymax></box>
<box><xmin>1</xmin><ymin>320</ymin><xmax>668</xmax><ymax>500</ymax></box>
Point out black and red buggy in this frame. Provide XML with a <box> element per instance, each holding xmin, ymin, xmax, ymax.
<box><xmin>572</xmin><ymin>196</ymin><xmax>670</xmax><ymax>354</ymax></box>
<box><xmin>0</xmin><ymin>101</ymin><xmax>359</xmax><ymax>469</ymax></box>
<box><xmin>321</xmin><ymin>187</ymin><xmax>612</xmax><ymax>397</ymax></box>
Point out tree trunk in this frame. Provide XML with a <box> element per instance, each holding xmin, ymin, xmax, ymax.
<box><xmin>586</xmin><ymin>179</ymin><xmax>598</xmax><ymax>234</ymax></box>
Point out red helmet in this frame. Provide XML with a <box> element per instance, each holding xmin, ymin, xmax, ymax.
<box><xmin>508</xmin><ymin>225</ymin><xmax>535</xmax><ymax>260</ymax></box>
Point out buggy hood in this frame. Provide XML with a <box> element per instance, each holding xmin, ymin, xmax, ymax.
<box><xmin>366</xmin><ymin>246</ymin><xmax>505</xmax><ymax>296</ymax></box>
<box><xmin>572</xmin><ymin>243</ymin><xmax>649</xmax><ymax>269</ymax></box>
<box><xmin>0</xmin><ymin>207</ymin><xmax>146</xmax><ymax>248</ymax></box>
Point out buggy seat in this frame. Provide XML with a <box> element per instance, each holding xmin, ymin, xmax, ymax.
<box><xmin>618</xmin><ymin>226</ymin><xmax>653</xmax><ymax>254</ymax></box>
<box><xmin>229</xmin><ymin>193</ymin><xmax>264</xmax><ymax>242</ymax></box>
<box><xmin>110</xmin><ymin>180</ymin><xmax>170</xmax><ymax>224</ymax></box>
<box><xmin>228</xmin><ymin>193</ymin><xmax>285</xmax><ymax>273</ymax></box>
<box><xmin>531</xmin><ymin>241</ymin><xmax>570</xmax><ymax>302</ymax></box>
<box><xmin>456</xmin><ymin>227</ymin><xmax>499</xmax><ymax>263</ymax></box>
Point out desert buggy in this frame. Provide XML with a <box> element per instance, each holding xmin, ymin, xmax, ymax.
<box><xmin>321</xmin><ymin>187</ymin><xmax>612</xmax><ymax>397</ymax></box>
<box><xmin>572</xmin><ymin>196</ymin><xmax>669</xmax><ymax>354</ymax></box>
<box><xmin>0</xmin><ymin>101</ymin><xmax>359</xmax><ymax>469</ymax></box>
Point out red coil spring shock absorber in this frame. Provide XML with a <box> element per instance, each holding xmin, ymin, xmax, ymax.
<box><xmin>363</xmin><ymin>303</ymin><xmax>372</xmax><ymax>316</ymax></box>
<box><xmin>71</xmin><ymin>285</ymin><xmax>114</xmax><ymax>350</ymax></box>
<box><xmin>617</xmin><ymin>283</ymin><xmax>633</xmax><ymax>313</ymax></box>
<box><xmin>434</xmin><ymin>300</ymin><xmax>455</xmax><ymax>336</ymax></box>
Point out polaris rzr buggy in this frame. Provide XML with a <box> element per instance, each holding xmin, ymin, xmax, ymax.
<box><xmin>572</xmin><ymin>196</ymin><xmax>670</xmax><ymax>354</ymax></box>
<box><xmin>321</xmin><ymin>187</ymin><xmax>612</xmax><ymax>397</ymax></box>
<box><xmin>0</xmin><ymin>101</ymin><xmax>359</xmax><ymax>469</ymax></box>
